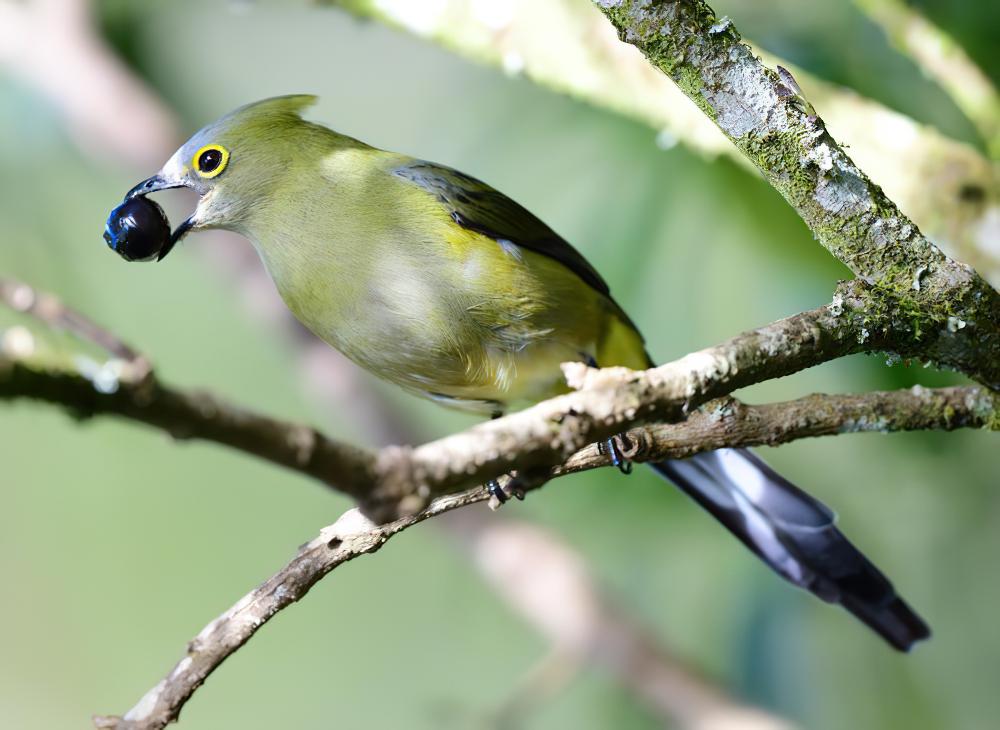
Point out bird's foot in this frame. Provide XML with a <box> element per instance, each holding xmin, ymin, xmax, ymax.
<box><xmin>487</xmin><ymin>475</ymin><xmax>525</xmax><ymax>509</ymax></box>
<box><xmin>600</xmin><ymin>433</ymin><xmax>634</xmax><ymax>475</ymax></box>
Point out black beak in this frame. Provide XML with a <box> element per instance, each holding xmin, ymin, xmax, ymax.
<box><xmin>125</xmin><ymin>174</ymin><xmax>186</xmax><ymax>201</ymax></box>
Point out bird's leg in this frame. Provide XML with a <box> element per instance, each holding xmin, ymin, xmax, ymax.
<box><xmin>487</xmin><ymin>409</ymin><xmax>525</xmax><ymax>507</ymax></box>
<box><xmin>599</xmin><ymin>433</ymin><xmax>634</xmax><ymax>475</ymax></box>
<box><xmin>486</xmin><ymin>475</ymin><xmax>525</xmax><ymax>506</ymax></box>
<box><xmin>583</xmin><ymin>355</ymin><xmax>634</xmax><ymax>475</ymax></box>
<box><xmin>486</xmin><ymin>476</ymin><xmax>508</xmax><ymax>504</ymax></box>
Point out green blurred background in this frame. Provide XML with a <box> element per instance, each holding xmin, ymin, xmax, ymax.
<box><xmin>1</xmin><ymin>0</ymin><xmax>998</xmax><ymax>728</ymax></box>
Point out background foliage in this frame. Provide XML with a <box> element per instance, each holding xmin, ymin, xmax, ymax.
<box><xmin>1</xmin><ymin>0</ymin><xmax>997</xmax><ymax>727</ymax></box>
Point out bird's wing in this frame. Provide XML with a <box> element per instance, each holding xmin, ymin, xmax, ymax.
<box><xmin>392</xmin><ymin>160</ymin><xmax>611</xmax><ymax>297</ymax></box>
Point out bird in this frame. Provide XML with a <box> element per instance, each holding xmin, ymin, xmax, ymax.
<box><xmin>113</xmin><ymin>95</ymin><xmax>930</xmax><ymax>651</ymax></box>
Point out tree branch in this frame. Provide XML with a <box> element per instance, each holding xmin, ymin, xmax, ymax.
<box><xmin>560</xmin><ymin>384</ymin><xmax>999</xmax><ymax>473</ymax></box>
<box><xmin>5</xmin><ymin>279</ymin><xmax>996</xmax><ymax>521</ymax></box>
<box><xmin>854</xmin><ymin>0</ymin><xmax>1000</xmax><ymax>159</ymax></box>
<box><xmin>89</xmin><ymin>383</ymin><xmax>995</xmax><ymax>730</ymax></box>
<box><xmin>4</xmin><ymin>280</ymin><xmax>995</xmax><ymax>729</ymax></box>
<box><xmin>0</xmin><ymin>355</ymin><xmax>377</xmax><ymax>498</ymax></box>
<box><xmin>0</xmin><ymin>277</ymin><xmax>145</xmax><ymax>363</ymax></box>
<box><xmin>594</xmin><ymin>0</ymin><xmax>1000</xmax><ymax>389</ymax></box>
<box><xmin>3</xmin><ymin>2</ymin><xmax>998</xmax><ymax>725</ymax></box>
<box><xmin>328</xmin><ymin>0</ymin><xmax>1000</xmax><ymax>288</ymax></box>
<box><xmin>1</xmin><ymin>283</ymin><xmax>870</xmax><ymax>518</ymax></box>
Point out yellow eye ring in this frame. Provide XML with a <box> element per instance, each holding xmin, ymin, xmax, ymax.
<box><xmin>192</xmin><ymin>144</ymin><xmax>229</xmax><ymax>178</ymax></box>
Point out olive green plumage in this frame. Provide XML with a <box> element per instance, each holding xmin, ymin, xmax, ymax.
<box><xmin>122</xmin><ymin>95</ymin><xmax>932</xmax><ymax>651</ymax></box>
<box><xmin>156</xmin><ymin>95</ymin><xmax>648</xmax><ymax>413</ymax></box>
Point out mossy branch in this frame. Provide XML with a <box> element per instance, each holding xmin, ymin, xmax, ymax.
<box><xmin>6</xmin><ymin>2</ymin><xmax>1000</xmax><ymax>725</ymax></box>
<box><xmin>3</xmin><ymin>275</ymin><xmax>996</xmax><ymax>729</ymax></box>
<box><xmin>594</xmin><ymin>0</ymin><xmax>1000</xmax><ymax>389</ymax></box>
<box><xmin>81</xmin><ymin>373</ymin><xmax>996</xmax><ymax>729</ymax></box>
<box><xmin>4</xmin><ymin>279</ymin><xmax>995</xmax><ymax>523</ymax></box>
<box><xmin>75</xmin><ymin>379</ymin><xmax>991</xmax><ymax>730</ymax></box>
<box><xmin>0</xmin><ymin>281</ymin><xmax>1000</xmax><ymax>730</ymax></box>
<box><xmin>854</xmin><ymin>0</ymin><xmax>1000</xmax><ymax>159</ymax></box>
<box><xmin>327</xmin><ymin>0</ymin><xmax>1000</xmax><ymax>288</ymax></box>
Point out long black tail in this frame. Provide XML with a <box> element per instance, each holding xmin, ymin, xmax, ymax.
<box><xmin>651</xmin><ymin>448</ymin><xmax>930</xmax><ymax>651</ymax></box>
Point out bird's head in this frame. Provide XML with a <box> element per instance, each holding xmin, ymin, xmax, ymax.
<box><xmin>110</xmin><ymin>94</ymin><xmax>318</xmax><ymax>261</ymax></box>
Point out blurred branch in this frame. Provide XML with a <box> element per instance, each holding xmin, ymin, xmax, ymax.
<box><xmin>444</xmin><ymin>513</ymin><xmax>800</xmax><ymax>730</ymax></box>
<box><xmin>0</xmin><ymin>278</ymin><xmax>146</xmax><ymax>365</ymax></box>
<box><xmin>327</xmin><ymin>0</ymin><xmax>1000</xmax><ymax>287</ymax></box>
<box><xmin>0</xmin><ymin>0</ymin><xmax>177</xmax><ymax>168</ymax></box>
<box><xmin>854</xmin><ymin>0</ymin><xmax>1000</xmax><ymax>159</ymax></box>
<box><xmin>594</xmin><ymin>0</ymin><xmax>1000</xmax><ymax>389</ymax></box>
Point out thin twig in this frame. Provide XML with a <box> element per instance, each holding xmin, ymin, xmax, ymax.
<box><xmin>0</xmin><ymin>356</ymin><xmax>377</xmax><ymax>500</ymax></box>
<box><xmin>0</xmin><ymin>277</ymin><xmax>145</xmax><ymax>363</ymax></box>
<box><xmin>560</xmin><ymin>385</ymin><xmax>999</xmax><ymax>473</ymax></box>
<box><xmin>91</xmin><ymin>491</ymin><xmax>492</xmax><ymax>730</ymax></box>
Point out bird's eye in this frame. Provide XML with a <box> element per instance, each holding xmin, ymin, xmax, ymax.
<box><xmin>193</xmin><ymin>144</ymin><xmax>229</xmax><ymax>178</ymax></box>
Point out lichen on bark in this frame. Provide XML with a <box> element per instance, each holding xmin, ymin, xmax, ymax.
<box><xmin>594</xmin><ymin>0</ymin><xmax>1000</xmax><ymax>388</ymax></box>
